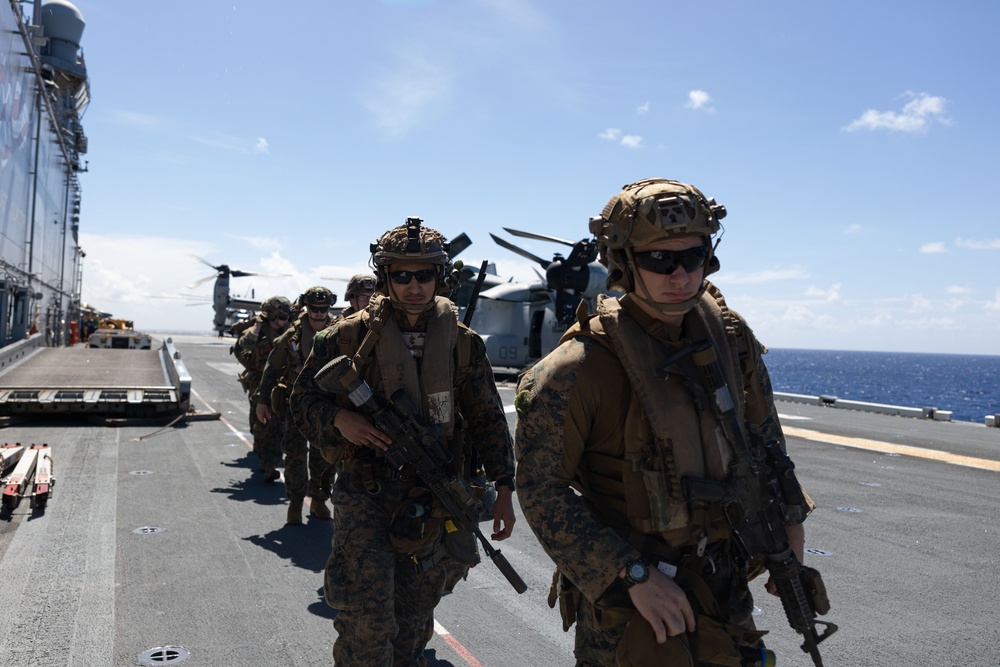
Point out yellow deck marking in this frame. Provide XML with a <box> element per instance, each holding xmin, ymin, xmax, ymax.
<box><xmin>783</xmin><ymin>426</ymin><xmax>1000</xmax><ymax>473</ymax></box>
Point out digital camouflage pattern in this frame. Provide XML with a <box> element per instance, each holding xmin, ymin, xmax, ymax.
<box><xmin>256</xmin><ymin>316</ymin><xmax>331</xmax><ymax>501</ymax></box>
<box><xmin>234</xmin><ymin>323</ymin><xmax>286</xmax><ymax>470</ymax></box>
<box><xmin>289</xmin><ymin>303</ymin><xmax>514</xmax><ymax>667</ymax></box>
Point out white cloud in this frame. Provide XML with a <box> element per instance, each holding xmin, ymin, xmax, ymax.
<box><xmin>906</xmin><ymin>293</ymin><xmax>933</xmax><ymax>313</ymax></box>
<box><xmin>986</xmin><ymin>289</ymin><xmax>1000</xmax><ymax>312</ymax></box>
<box><xmin>78</xmin><ymin>233</ymin><xmax>372</xmax><ymax>332</ymax></box>
<box><xmin>844</xmin><ymin>91</ymin><xmax>950</xmax><ymax>133</ymax></box>
<box><xmin>254</xmin><ymin>137</ymin><xmax>269</xmax><ymax>154</ymax></box>
<box><xmin>955</xmin><ymin>237</ymin><xmax>1000</xmax><ymax>250</ymax></box>
<box><xmin>598</xmin><ymin>128</ymin><xmax>642</xmax><ymax>148</ymax></box>
<box><xmin>919</xmin><ymin>242</ymin><xmax>948</xmax><ymax>254</ymax></box>
<box><xmin>685</xmin><ymin>90</ymin><xmax>714</xmax><ymax>112</ymax></box>
<box><xmin>805</xmin><ymin>283</ymin><xmax>843</xmax><ymax>303</ymax></box>
<box><xmin>234</xmin><ymin>235</ymin><xmax>282</xmax><ymax>251</ymax></box>
<box><xmin>620</xmin><ymin>134</ymin><xmax>643</xmax><ymax>149</ymax></box>
<box><xmin>845</xmin><ymin>223</ymin><xmax>862</xmax><ymax>234</ymax></box>
<box><xmin>192</xmin><ymin>132</ymin><xmax>270</xmax><ymax>154</ymax></box>
<box><xmin>637</xmin><ymin>102</ymin><xmax>650</xmax><ymax>115</ymax></box>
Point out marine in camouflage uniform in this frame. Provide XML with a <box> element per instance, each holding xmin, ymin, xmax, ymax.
<box><xmin>256</xmin><ymin>286</ymin><xmax>337</xmax><ymax>524</ymax></box>
<box><xmin>337</xmin><ymin>273</ymin><xmax>376</xmax><ymax>321</ymax></box>
<box><xmin>290</xmin><ymin>218</ymin><xmax>516</xmax><ymax>667</ymax></box>
<box><xmin>234</xmin><ymin>295</ymin><xmax>293</xmax><ymax>480</ymax></box>
<box><xmin>515</xmin><ymin>179</ymin><xmax>813</xmax><ymax>667</ymax></box>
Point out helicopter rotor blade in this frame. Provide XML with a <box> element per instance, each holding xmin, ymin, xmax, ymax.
<box><xmin>186</xmin><ymin>252</ymin><xmax>223</xmax><ymax>271</ymax></box>
<box><xmin>490</xmin><ymin>233</ymin><xmax>551</xmax><ymax>269</ymax></box>
<box><xmin>502</xmin><ymin>227</ymin><xmax>576</xmax><ymax>247</ymax></box>
<box><xmin>449</xmin><ymin>233</ymin><xmax>473</xmax><ymax>258</ymax></box>
<box><xmin>187</xmin><ymin>273</ymin><xmax>220</xmax><ymax>289</ymax></box>
<box><xmin>229</xmin><ymin>269</ymin><xmax>289</xmax><ymax>279</ymax></box>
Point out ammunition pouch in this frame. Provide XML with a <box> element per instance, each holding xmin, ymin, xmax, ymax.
<box><xmin>388</xmin><ymin>486</ymin><xmax>479</xmax><ymax>572</ymax></box>
<box><xmin>443</xmin><ymin>520</ymin><xmax>481</xmax><ymax>567</ymax></box>
<box><xmin>616</xmin><ymin>612</ymin><xmax>766</xmax><ymax>667</ymax></box>
<box><xmin>270</xmin><ymin>382</ymin><xmax>289</xmax><ymax>416</ymax></box>
<box><xmin>801</xmin><ymin>565</ymin><xmax>831</xmax><ymax>615</ymax></box>
<box><xmin>547</xmin><ymin>568</ymin><xmax>582</xmax><ymax>632</ymax></box>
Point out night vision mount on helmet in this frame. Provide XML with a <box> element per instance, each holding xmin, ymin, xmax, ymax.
<box><xmin>300</xmin><ymin>286</ymin><xmax>335</xmax><ymax>308</ymax></box>
<box><xmin>370</xmin><ymin>217</ymin><xmax>452</xmax><ymax>293</ymax></box>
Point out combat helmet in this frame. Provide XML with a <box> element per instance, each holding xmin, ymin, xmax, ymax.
<box><xmin>344</xmin><ymin>274</ymin><xmax>376</xmax><ymax>300</ymax></box>
<box><xmin>301</xmin><ymin>285</ymin><xmax>335</xmax><ymax>308</ymax></box>
<box><xmin>370</xmin><ymin>217</ymin><xmax>452</xmax><ymax>312</ymax></box>
<box><xmin>589</xmin><ymin>178</ymin><xmax>726</xmax><ymax>312</ymax></box>
<box><xmin>260</xmin><ymin>295</ymin><xmax>293</xmax><ymax>321</ymax></box>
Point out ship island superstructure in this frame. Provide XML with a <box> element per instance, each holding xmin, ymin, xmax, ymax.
<box><xmin>1</xmin><ymin>0</ymin><xmax>88</xmax><ymax>347</ymax></box>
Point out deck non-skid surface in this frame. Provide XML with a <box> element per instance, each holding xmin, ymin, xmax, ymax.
<box><xmin>0</xmin><ymin>347</ymin><xmax>169</xmax><ymax>389</ymax></box>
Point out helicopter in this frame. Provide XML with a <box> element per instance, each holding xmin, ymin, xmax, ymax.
<box><xmin>186</xmin><ymin>254</ymin><xmax>288</xmax><ymax>336</ymax></box>
<box><xmin>458</xmin><ymin>228</ymin><xmax>610</xmax><ymax>370</ymax></box>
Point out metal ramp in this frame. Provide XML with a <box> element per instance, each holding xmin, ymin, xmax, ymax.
<box><xmin>0</xmin><ymin>334</ymin><xmax>191</xmax><ymax>420</ymax></box>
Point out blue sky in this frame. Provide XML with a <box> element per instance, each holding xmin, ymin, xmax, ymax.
<box><xmin>61</xmin><ymin>0</ymin><xmax>998</xmax><ymax>354</ymax></box>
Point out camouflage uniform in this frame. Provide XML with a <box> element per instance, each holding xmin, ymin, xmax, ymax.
<box><xmin>515</xmin><ymin>179</ymin><xmax>812</xmax><ymax>667</ymax></box>
<box><xmin>290</xmin><ymin>221</ymin><xmax>515</xmax><ymax>667</ymax></box>
<box><xmin>256</xmin><ymin>312</ymin><xmax>332</xmax><ymax>514</ymax></box>
<box><xmin>234</xmin><ymin>297</ymin><xmax>292</xmax><ymax>476</ymax></box>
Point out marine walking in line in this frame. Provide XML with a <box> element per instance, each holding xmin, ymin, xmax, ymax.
<box><xmin>233</xmin><ymin>295</ymin><xmax>293</xmax><ymax>481</ymax></box>
<box><xmin>290</xmin><ymin>217</ymin><xmax>517</xmax><ymax>667</ymax></box>
<box><xmin>515</xmin><ymin>179</ymin><xmax>832</xmax><ymax>667</ymax></box>
<box><xmin>338</xmin><ymin>274</ymin><xmax>376</xmax><ymax>320</ymax></box>
<box><xmin>255</xmin><ymin>286</ymin><xmax>337</xmax><ymax>523</ymax></box>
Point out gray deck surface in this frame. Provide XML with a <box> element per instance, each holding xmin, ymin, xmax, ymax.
<box><xmin>0</xmin><ymin>334</ymin><xmax>998</xmax><ymax>666</ymax></box>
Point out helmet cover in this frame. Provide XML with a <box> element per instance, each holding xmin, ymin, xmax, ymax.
<box><xmin>302</xmin><ymin>286</ymin><xmax>335</xmax><ymax>307</ymax></box>
<box><xmin>261</xmin><ymin>296</ymin><xmax>293</xmax><ymax>320</ymax></box>
<box><xmin>590</xmin><ymin>178</ymin><xmax>727</xmax><ymax>293</ymax></box>
<box><xmin>371</xmin><ymin>217</ymin><xmax>450</xmax><ymax>268</ymax></box>
<box><xmin>345</xmin><ymin>274</ymin><xmax>377</xmax><ymax>299</ymax></box>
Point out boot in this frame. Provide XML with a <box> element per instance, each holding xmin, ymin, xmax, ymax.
<box><xmin>309</xmin><ymin>497</ymin><xmax>331</xmax><ymax>519</ymax></box>
<box><xmin>286</xmin><ymin>498</ymin><xmax>303</xmax><ymax>525</ymax></box>
<box><xmin>263</xmin><ymin>465</ymin><xmax>280</xmax><ymax>483</ymax></box>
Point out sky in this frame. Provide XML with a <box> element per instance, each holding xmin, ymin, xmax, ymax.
<box><xmin>50</xmin><ymin>0</ymin><xmax>1000</xmax><ymax>355</ymax></box>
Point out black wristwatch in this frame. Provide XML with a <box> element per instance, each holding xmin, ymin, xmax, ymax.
<box><xmin>494</xmin><ymin>476</ymin><xmax>515</xmax><ymax>492</ymax></box>
<box><xmin>622</xmin><ymin>559</ymin><xmax>650</xmax><ymax>589</ymax></box>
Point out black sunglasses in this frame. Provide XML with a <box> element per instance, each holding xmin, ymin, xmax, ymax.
<box><xmin>389</xmin><ymin>269</ymin><xmax>437</xmax><ymax>285</ymax></box>
<box><xmin>307</xmin><ymin>305</ymin><xmax>329</xmax><ymax>314</ymax></box>
<box><xmin>632</xmin><ymin>246</ymin><xmax>709</xmax><ymax>275</ymax></box>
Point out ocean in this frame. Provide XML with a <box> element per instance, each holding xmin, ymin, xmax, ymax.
<box><xmin>763</xmin><ymin>348</ymin><xmax>1000</xmax><ymax>424</ymax></box>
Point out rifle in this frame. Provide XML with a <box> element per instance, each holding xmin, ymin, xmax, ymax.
<box><xmin>463</xmin><ymin>260</ymin><xmax>490</xmax><ymax>327</ymax></box>
<box><xmin>315</xmin><ymin>354</ymin><xmax>528</xmax><ymax>594</ymax></box>
<box><xmin>672</xmin><ymin>340</ymin><xmax>837</xmax><ymax>667</ymax></box>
